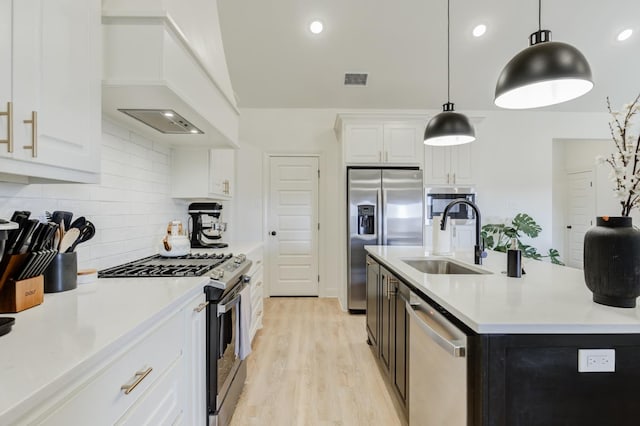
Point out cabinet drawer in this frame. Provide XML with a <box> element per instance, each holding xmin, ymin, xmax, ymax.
<box><xmin>116</xmin><ymin>357</ymin><xmax>184</xmax><ymax>426</ymax></box>
<box><xmin>251</xmin><ymin>276</ymin><xmax>264</xmax><ymax>308</ymax></box>
<box><xmin>38</xmin><ymin>313</ymin><xmax>183</xmax><ymax>425</ymax></box>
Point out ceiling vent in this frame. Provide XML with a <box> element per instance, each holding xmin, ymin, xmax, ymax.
<box><xmin>344</xmin><ymin>73</ymin><xmax>368</xmax><ymax>86</ymax></box>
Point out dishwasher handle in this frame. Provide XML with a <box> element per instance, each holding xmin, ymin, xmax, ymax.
<box><xmin>406</xmin><ymin>300</ymin><xmax>466</xmax><ymax>358</ymax></box>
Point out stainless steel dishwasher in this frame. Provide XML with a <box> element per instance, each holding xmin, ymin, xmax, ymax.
<box><xmin>406</xmin><ymin>291</ymin><xmax>468</xmax><ymax>426</ymax></box>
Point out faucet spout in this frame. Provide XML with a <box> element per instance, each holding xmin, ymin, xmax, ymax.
<box><xmin>440</xmin><ymin>200</ymin><xmax>486</xmax><ymax>265</ymax></box>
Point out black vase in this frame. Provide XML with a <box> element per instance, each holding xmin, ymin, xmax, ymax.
<box><xmin>583</xmin><ymin>216</ymin><xmax>640</xmax><ymax>308</ymax></box>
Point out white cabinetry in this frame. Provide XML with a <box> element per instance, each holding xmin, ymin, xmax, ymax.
<box><xmin>453</xmin><ymin>224</ymin><xmax>475</xmax><ymax>250</ymax></box>
<box><xmin>183</xmin><ymin>293</ymin><xmax>208</xmax><ymax>426</ymax></box>
<box><xmin>424</xmin><ymin>143</ymin><xmax>474</xmax><ymax>186</ymax></box>
<box><xmin>335</xmin><ymin>114</ymin><xmax>426</xmax><ymax>166</ymax></box>
<box><xmin>246</xmin><ymin>245</ymin><xmax>264</xmax><ymax>341</ymax></box>
<box><xmin>19</xmin><ymin>292</ymin><xmax>206</xmax><ymax>425</ymax></box>
<box><xmin>172</xmin><ymin>148</ymin><xmax>235</xmax><ymax>200</ymax></box>
<box><xmin>0</xmin><ymin>0</ymin><xmax>100</xmax><ymax>183</ymax></box>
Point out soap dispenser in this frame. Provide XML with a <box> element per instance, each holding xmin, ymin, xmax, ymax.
<box><xmin>507</xmin><ymin>238</ymin><xmax>522</xmax><ymax>278</ymax></box>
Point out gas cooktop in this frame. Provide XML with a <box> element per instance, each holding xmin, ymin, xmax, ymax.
<box><xmin>98</xmin><ymin>253</ymin><xmax>234</xmax><ymax>278</ymax></box>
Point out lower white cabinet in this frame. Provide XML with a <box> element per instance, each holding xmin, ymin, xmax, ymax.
<box><xmin>22</xmin><ymin>292</ymin><xmax>207</xmax><ymax>425</ymax></box>
<box><xmin>246</xmin><ymin>245</ymin><xmax>264</xmax><ymax>341</ymax></box>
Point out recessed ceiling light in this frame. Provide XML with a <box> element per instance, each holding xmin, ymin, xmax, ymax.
<box><xmin>617</xmin><ymin>28</ymin><xmax>633</xmax><ymax>41</ymax></box>
<box><xmin>472</xmin><ymin>24</ymin><xmax>487</xmax><ymax>37</ymax></box>
<box><xmin>309</xmin><ymin>20</ymin><xmax>324</xmax><ymax>34</ymax></box>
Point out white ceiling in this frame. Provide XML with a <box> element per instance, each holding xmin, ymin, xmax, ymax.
<box><xmin>218</xmin><ymin>0</ymin><xmax>640</xmax><ymax>112</ymax></box>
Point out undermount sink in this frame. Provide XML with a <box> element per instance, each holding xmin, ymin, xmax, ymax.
<box><xmin>402</xmin><ymin>258</ymin><xmax>492</xmax><ymax>275</ymax></box>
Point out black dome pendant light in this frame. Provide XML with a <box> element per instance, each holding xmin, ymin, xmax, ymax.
<box><xmin>494</xmin><ymin>0</ymin><xmax>593</xmax><ymax>109</ymax></box>
<box><xmin>424</xmin><ymin>0</ymin><xmax>475</xmax><ymax>146</ymax></box>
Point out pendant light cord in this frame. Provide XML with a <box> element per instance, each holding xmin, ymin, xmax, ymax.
<box><xmin>538</xmin><ymin>0</ymin><xmax>541</xmax><ymax>31</ymax></box>
<box><xmin>447</xmin><ymin>0</ymin><xmax>450</xmax><ymax>103</ymax></box>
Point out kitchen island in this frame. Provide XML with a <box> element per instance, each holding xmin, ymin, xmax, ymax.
<box><xmin>365</xmin><ymin>245</ymin><xmax>640</xmax><ymax>426</ymax></box>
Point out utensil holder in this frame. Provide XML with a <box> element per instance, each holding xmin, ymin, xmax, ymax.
<box><xmin>0</xmin><ymin>275</ymin><xmax>44</xmax><ymax>313</ymax></box>
<box><xmin>43</xmin><ymin>252</ymin><xmax>77</xmax><ymax>293</ymax></box>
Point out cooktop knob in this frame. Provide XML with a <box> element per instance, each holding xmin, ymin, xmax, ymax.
<box><xmin>210</xmin><ymin>268</ymin><xmax>224</xmax><ymax>280</ymax></box>
<box><xmin>234</xmin><ymin>254</ymin><xmax>246</xmax><ymax>264</ymax></box>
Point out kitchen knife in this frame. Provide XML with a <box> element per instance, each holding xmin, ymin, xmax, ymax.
<box><xmin>4</xmin><ymin>213</ymin><xmax>29</xmax><ymax>255</ymax></box>
<box><xmin>26</xmin><ymin>223</ymin><xmax>47</xmax><ymax>253</ymax></box>
<box><xmin>11</xmin><ymin>219</ymin><xmax>38</xmax><ymax>255</ymax></box>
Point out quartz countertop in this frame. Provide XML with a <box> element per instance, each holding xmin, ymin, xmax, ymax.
<box><xmin>365</xmin><ymin>246</ymin><xmax>640</xmax><ymax>334</ymax></box>
<box><xmin>0</xmin><ymin>240</ymin><xmax>263</xmax><ymax>422</ymax></box>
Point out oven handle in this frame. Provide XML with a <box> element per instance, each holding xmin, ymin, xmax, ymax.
<box><xmin>218</xmin><ymin>294</ymin><xmax>240</xmax><ymax>315</ymax></box>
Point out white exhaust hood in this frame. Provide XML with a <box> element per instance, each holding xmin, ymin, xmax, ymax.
<box><xmin>102</xmin><ymin>7</ymin><xmax>240</xmax><ymax>148</ymax></box>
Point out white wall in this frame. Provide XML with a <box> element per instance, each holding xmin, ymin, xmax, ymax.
<box><xmin>234</xmin><ymin>107</ymin><xmax>613</xmax><ymax>309</ymax></box>
<box><xmin>236</xmin><ymin>109</ymin><xmax>342</xmax><ymax>299</ymax></box>
<box><xmin>0</xmin><ymin>118</ymin><xmax>188</xmax><ymax>270</ymax></box>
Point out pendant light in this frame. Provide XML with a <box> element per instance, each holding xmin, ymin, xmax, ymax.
<box><xmin>424</xmin><ymin>0</ymin><xmax>475</xmax><ymax>146</ymax></box>
<box><xmin>494</xmin><ymin>0</ymin><xmax>593</xmax><ymax>109</ymax></box>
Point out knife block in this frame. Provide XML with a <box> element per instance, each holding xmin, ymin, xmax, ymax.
<box><xmin>0</xmin><ymin>275</ymin><xmax>44</xmax><ymax>313</ymax></box>
<box><xmin>0</xmin><ymin>253</ymin><xmax>30</xmax><ymax>292</ymax></box>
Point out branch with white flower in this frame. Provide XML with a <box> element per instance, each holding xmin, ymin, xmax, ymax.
<box><xmin>601</xmin><ymin>93</ymin><xmax>640</xmax><ymax>216</ymax></box>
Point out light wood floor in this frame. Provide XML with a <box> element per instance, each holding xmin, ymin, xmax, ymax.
<box><xmin>229</xmin><ymin>297</ymin><xmax>406</xmax><ymax>426</ymax></box>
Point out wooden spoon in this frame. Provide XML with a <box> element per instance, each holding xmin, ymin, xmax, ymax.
<box><xmin>58</xmin><ymin>228</ymin><xmax>79</xmax><ymax>253</ymax></box>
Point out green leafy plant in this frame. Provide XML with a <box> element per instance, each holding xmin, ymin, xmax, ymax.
<box><xmin>481</xmin><ymin>213</ymin><xmax>564</xmax><ymax>265</ymax></box>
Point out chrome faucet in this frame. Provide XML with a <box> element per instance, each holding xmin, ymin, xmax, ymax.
<box><xmin>440</xmin><ymin>200</ymin><xmax>487</xmax><ymax>265</ymax></box>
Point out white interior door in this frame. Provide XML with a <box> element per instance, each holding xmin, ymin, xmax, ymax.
<box><xmin>566</xmin><ymin>170</ymin><xmax>595</xmax><ymax>269</ymax></box>
<box><xmin>268</xmin><ymin>156</ymin><xmax>319</xmax><ymax>296</ymax></box>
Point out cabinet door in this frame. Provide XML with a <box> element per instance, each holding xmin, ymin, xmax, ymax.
<box><xmin>366</xmin><ymin>257</ymin><xmax>380</xmax><ymax>348</ymax></box>
<box><xmin>12</xmin><ymin>0</ymin><xmax>100</xmax><ymax>176</ymax></box>
<box><xmin>453</xmin><ymin>224</ymin><xmax>475</xmax><ymax>250</ymax></box>
<box><xmin>184</xmin><ymin>294</ymin><xmax>207</xmax><ymax>426</ymax></box>
<box><xmin>344</xmin><ymin>123</ymin><xmax>384</xmax><ymax>163</ymax></box>
<box><xmin>379</xmin><ymin>267</ymin><xmax>394</xmax><ymax>375</ymax></box>
<box><xmin>383</xmin><ymin>123</ymin><xmax>423</xmax><ymax>164</ymax></box>
<box><xmin>0</xmin><ymin>0</ymin><xmax>12</xmax><ymax>160</ymax></box>
<box><xmin>424</xmin><ymin>145</ymin><xmax>452</xmax><ymax>185</ymax></box>
<box><xmin>209</xmin><ymin>148</ymin><xmax>234</xmax><ymax>199</ymax></box>
<box><xmin>394</xmin><ymin>283</ymin><xmax>408</xmax><ymax>404</ymax></box>
<box><xmin>450</xmin><ymin>143</ymin><xmax>474</xmax><ymax>185</ymax></box>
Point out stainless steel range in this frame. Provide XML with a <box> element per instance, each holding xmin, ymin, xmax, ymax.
<box><xmin>98</xmin><ymin>252</ymin><xmax>252</xmax><ymax>426</ymax></box>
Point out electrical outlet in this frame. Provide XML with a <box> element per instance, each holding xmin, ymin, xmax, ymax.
<box><xmin>578</xmin><ymin>349</ymin><xmax>615</xmax><ymax>372</ymax></box>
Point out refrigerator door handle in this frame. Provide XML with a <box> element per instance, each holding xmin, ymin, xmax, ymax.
<box><xmin>377</xmin><ymin>187</ymin><xmax>383</xmax><ymax>245</ymax></box>
<box><xmin>381</xmin><ymin>187</ymin><xmax>388</xmax><ymax>245</ymax></box>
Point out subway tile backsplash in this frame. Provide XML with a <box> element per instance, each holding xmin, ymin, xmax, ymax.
<box><xmin>0</xmin><ymin>118</ymin><xmax>188</xmax><ymax>270</ymax></box>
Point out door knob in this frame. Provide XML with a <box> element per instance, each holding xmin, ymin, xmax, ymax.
<box><xmin>270</xmin><ymin>231</ymin><xmax>277</xmax><ymax>236</ymax></box>
<box><xmin>566</xmin><ymin>225</ymin><xmax>572</xmax><ymax>229</ymax></box>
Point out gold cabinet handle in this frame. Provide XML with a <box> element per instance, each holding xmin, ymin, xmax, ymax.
<box><xmin>23</xmin><ymin>111</ymin><xmax>37</xmax><ymax>157</ymax></box>
<box><xmin>378</xmin><ymin>151</ymin><xmax>382</xmax><ymax>162</ymax></box>
<box><xmin>385</xmin><ymin>151</ymin><xmax>388</xmax><ymax>162</ymax></box>
<box><xmin>121</xmin><ymin>367</ymin><xmax>153</xmax><ymax>395</ymax></box>
<box><xmin>256</xmin><ymin>280</ymin><xmax>263</xmax><ymax>288</ymax></box>
<box><xmin>0</xmin><ymin>101</ymin><xmax>13</xmax><ymax>153</ymax></box>
<box><xmin>453</xmin><ymin>172</ymin><xmax>456</xmax><ymax>184</ymax></box>
<box><xmin>193</xmin><ymin>301</ymin><xmax>209</xmax><ymax>313</ymax></box>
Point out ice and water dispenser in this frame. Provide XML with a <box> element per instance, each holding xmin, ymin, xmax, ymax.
<box><xmin>357</xmin><ymin>205</ymin><xmax>375</xmax><ymax>235</ymax></box>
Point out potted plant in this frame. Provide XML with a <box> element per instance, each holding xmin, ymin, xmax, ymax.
<box><xmin>481</xmin><ymin>213</ymin><xmax>563</xmax><ymax>265</ymax></box>
<box><xmin>586</xmin><ymin>93</ymin><xmax>640</xmax><ymax>308</ymax></box>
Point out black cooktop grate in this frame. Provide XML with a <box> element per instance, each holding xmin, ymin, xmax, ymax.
<box><xmin>98</xmin><ymin>253</ymin><xmax>233</xmax><ymax>278</ymax></box>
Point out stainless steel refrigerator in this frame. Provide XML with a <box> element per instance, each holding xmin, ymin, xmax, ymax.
<box><xmin>347</xmin><ymin>168</ymin><xmax>424</xmax><ymax>311</ymax></box>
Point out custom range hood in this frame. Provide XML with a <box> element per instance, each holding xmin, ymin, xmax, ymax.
<box><xmin>102</xmin><ymin>1</ymin><xmax>239</xmax><ymax>148</ymax></box>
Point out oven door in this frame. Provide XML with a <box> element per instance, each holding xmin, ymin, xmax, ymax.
<box><xmin>206</xmin><ymin>280</ymin><xmax>247</xmax><ymax>419</ymax></box>
<box><xmin>216</xmin><ymin>287</ymin><xmax>243</xmax><ymax>409</ymax></box>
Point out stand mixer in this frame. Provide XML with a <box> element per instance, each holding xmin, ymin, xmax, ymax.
<box><xmin>188</xmin><ymin>202</ymin><xmax>228</xmax><ymax>249</ymax></box>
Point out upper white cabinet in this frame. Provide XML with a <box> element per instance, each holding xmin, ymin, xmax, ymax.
<box><xmin>0</xmin><ymin>0</ymin><xmax>101</xmax><ymax>183</ymax></box>
<box><xmin>335</xmin><ymin>114</ymin><xmax>426</xmax><ymax>166</ymax></box>
<box><xmin>172</xmin><ymin>148</ymin><xmax>235</xmax><ymax>200</ymax></box>
<box><xmin>102</xmin><ymin>0</ymin><xmax>240</xmax><ymax>149</ymax></box>
<box><xmin>424</xmin><ymin>143</ymin><xmax>474</xmax><ymax>186</ymax></box>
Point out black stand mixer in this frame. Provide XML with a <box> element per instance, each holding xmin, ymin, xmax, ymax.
<box><xmin>188</xmin><ymin>202</ymin><xmax>229</xmax><ymax>249</ymax></box>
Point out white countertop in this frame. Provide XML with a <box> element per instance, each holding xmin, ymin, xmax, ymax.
<box><xmin>0</xmin><ymin>240</ymin><xmax>262</xmax><ymax>423</ymax></box>
<box><xmin>365</xmin><ymin>246</ymin><xmax>640</xmax><ymax>334</ymax></box>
